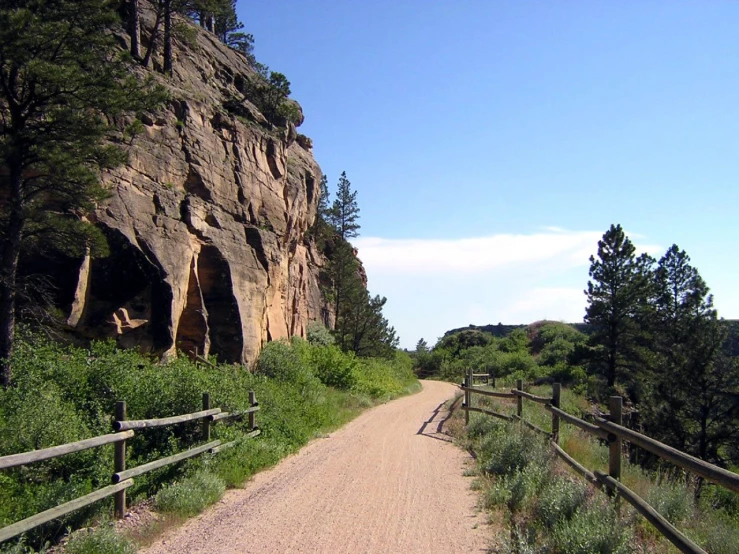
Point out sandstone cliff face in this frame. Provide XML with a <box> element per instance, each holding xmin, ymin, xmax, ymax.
<box><xmin>66</xmin><ymin>14</ymin><xmax>331</xmax><ymax>365</ymax></box>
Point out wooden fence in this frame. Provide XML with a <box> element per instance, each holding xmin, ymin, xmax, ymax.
<box><xmin>460</xmin><ymin>368</ymin><xmax>739</xmax><ymax>554</ymax></box>
<box><xmin>0</xmin><ymin>391</ymin><xmax>260</xmax><ymax>544</ymax></box>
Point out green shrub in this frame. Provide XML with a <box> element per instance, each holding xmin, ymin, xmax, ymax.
<box><xmin>256</xmin><ymin>341</ymin><xmax>318</xmax><ymax>388</ymax></box>
<box><xmin>310</xmin><ymin>345</ymin><xmax>357</xmax><ymax>389</ymax></box>
<box><xmin>65</xmin><ymin>525</ymin><xmax>136</xmax><ymax>554</ymax></box>
<box><xmin>306</xmin><ymin>322</ymin><xmax>334</xmax><ymax>346</ymax></box>
<box><xmin>537</xmin><ymin>477</ymin><xmax>589</xmax><ymax>528</ymax></box>
<box><xmin>553</xmin><ymin>501</ymin><xmax>632</xmax><ymax>554</ymax></box>
<box><xmin>646</xmin><ymin>478</ymin><xmax>694</xmax><ymax>525</ymax></box>
<box><xmin>154</xmin><ymin>471</ymin><xmax>226</xmax><ymax>517</ymax></box>
<box><xmin>481</xmin><ymin>424</ymin><xmax>552</xmax><ymax>477</ymax></box>
<box><xmin>692</xmin><ymin>515</ymin><xmax>739</xmax><ymax>554</ymax></box>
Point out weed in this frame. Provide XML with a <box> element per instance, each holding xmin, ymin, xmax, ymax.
<box><xmin>154</xmin><ymin>471</ymin><xmax>225</xmax><ymax>517</ymax></box>
<box><xmin>536</xmin><ymin>476</ymin><xmax>589</xmax><ymax>528</ymax></box>
<box><xmin>65</xmin><ymin>524</ymin><xmax>136</xmax><ymax>554</ymax></box>
<box><xmin>645</xmin><ymin>478</ymin><xmax>694</xmax><ymax>525</ymax></box>
<box><xmin>552</xmin><ymin>500</ymin><xmax>633</xmax><ymax>554</ymax></box>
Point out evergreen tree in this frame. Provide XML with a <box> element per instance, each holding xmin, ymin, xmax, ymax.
<box><xmin>643</xmin><ymin>246</ymin><xmax>738</xmax><ymax>465</ymax></box>
<box><xmin>328</xmin><ymin>171</ymin><xmax>360</xmax><ymax>240</ymax></box>
<box><xmin>584</xmin><ymin>224</ymin><xmax>654</xmax><ymax>392</ymax></box>
<box><xmin>317</xmin><ymin>173</ymin><xmax>330</xmax><ymax>220</ymax></box>
<box><xmin>415</xmin><ymin>338</ymin><xmax>429</xmax><ymax>353</ymax></box>
<box><xmin>338</xmin><ymin>290</ymin><xmax>398</xmax><ymax>358</ymax></box>
<box><xmin>0</xmin><ymin>0</ymin><xmax>163</xmax><ymax>386</ymax></box>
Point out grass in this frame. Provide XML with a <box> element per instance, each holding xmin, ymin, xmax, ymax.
<box><xmin>64</xmin><ymin>524</ymin><xmax>137</xmax><ymax>554</ymax></box>
<box><xmin>154</xmin><ymin>471</ymin><xmax>225</xmax><ymax>518</ymax></box>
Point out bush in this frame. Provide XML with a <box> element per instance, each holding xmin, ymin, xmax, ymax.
<box><xmin>481</xmin><ymin>424</ymin><xmax>552</xmax><ymax>477</ymax></box>
<box><xmin>646</xmin><ymin>478</ymin><xmax>694</xmax><ymax>525</ymax></box>
<box><xmin>505</xmin><ymin>463</ymin><xmax>551</xmax><ymax>513</ymax></box>
<box><xmin>306</xmin><ymin>322</ymin><xmax>334</xmax><ymax>346</ymax></box>
<box><xmin>536</xmin><ymin>477</ymin><xmax>589</xmax><ymax>528</ymax></box>
<box><xmin>154</xmin><ymin>471</ymin><xmax>226</xmax><ymax>517</ymax></box>
<box><xmin>65</xmin><ymin>525</ymin><xmax>136</xmax><ymax>554</ymax></box>
<box><xmin>692</xmin><ymin>515</ymin><xmax>739</xmax><ymax>554</ymax></box>
<box><xmin>309</xmin><ymin>345</ymin><xmax>357</xmax><ymax>389</ymax></box>
<box><xmin>553</xmin><ymin>501</ymin><xmax>632</xmax><ymax>554</ymax></box>
<box><xmin>256</xmin><ymin>341</ymin><xmax>318</xmax><ymax>388</ymax></box>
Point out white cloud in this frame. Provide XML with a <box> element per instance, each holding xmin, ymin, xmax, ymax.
<box><xmin>352</xmin><ymin>227</ymin><xmax>661</xmax><ymax>349</ymax></box>
<box><xmin>497</xmin><ymin>287</ymin><xmax>587</xmax><ymax>324</ymax></box>
<box><xmin>354</xmin><ymin>229</ymin><xmax>601</xmax><ymax>274</ymax></box>
<box><xmin>354</xmin><ymin>228</ymin><xmax>661</xmax><ymax>276</ymax></box>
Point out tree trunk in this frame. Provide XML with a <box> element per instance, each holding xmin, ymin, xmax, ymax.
<box><xmin>129</xmin><ymin>0</ymin><xmax>140</xmax><ymax>60</ymax></box>
<box><xmin>163</xmin><ymin>0</ymin><xmax>172</xmax><ymax>76</ymax></box>
<box><xmin>0</xmin><ymin>163</ymin><xmax>24</xmax><ymax>388</ymax></box>
<box><xmin>142</xmin><ymin>2</ymin><xmax>163</xmax><ymax>69</ymax></box>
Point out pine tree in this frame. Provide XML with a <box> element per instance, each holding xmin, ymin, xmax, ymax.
<box><xmin>328</xmin><ymin>172</ymin><xmax>360</xmax><ymax>241</ymax></box>
<box><xmin>643</xmin><ymin>245</ymin><xmax>738</xmax><ymax>465</ymax></box>
<box><xmin>584</xmin><ymin>224</ymin><xmax>654</xmax><ymax>392</ymax></box>
<box><xmin>0</xmin><ymin>0</ymin><xmax>163</xmax><ymax>386</ymax></box>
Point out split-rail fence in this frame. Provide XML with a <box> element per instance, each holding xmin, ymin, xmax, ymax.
<box><xmin>0</xmin><ymin>391</ymin><xmax>261</xmax><ymax>544</ymax></box>
<box><xmin>460</xmin><ymin>369</ymin><xmax>739</xmax><ymax>554</ymax></box>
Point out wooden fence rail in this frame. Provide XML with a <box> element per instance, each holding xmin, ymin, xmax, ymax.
<box><xmin>0</xmin><ymin>391</ymin><xmax>260</xmax><ymax>544</ymax></box>
<box><xmin>460</xmin><ymin>373</ymin><xmax>739</xmax><ymax>554</ymax></box>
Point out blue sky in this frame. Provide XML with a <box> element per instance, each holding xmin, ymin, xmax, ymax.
<box><xmin>238</xmin><ymin>1</ymin><xmax>739</xmax><ymax>348</ymax></box>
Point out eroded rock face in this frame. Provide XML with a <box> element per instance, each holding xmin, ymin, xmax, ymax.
<box><xmin>67</xmin><ymin>13</ymin><xmax>331</xmax><ymax>365</ymax></box>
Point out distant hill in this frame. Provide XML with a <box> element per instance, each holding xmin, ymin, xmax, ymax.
<box><xmin>442</xmin><ymin>320</ymin><xmax>739</xmax><ymax>354</ymax></box>
<box><xmin>442</xmin><ymin>321</ymin><xmax>591</xmax><ymax>339</ymax></box>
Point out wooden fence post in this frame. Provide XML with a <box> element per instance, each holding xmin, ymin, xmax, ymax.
<box><xmin>464</xmin><ymin>370</ymin><xmax>471</xmax><ymax>425</ymax></box>
<box><xmin>202</xmin><ymin>393</ymin><xmax>211</xmax><ymax>441</ymax></box>
<box><xmin>114</xmin><ymin>401</ymin><xmax>127</xmax><ymax>519</ymax></box>
<box><xmin>551</xmin><ymin>383</ymin><xmax>561</xmax><ymax>443</ymax></box>
<box><xmin>516</xmin><ymin>379</ymin><xmax>523</xmax><ymax>418</ymax></box>
<box><xmin>249</xmin><ymin>391</ymin><xmax>257</xmax><ymax>430</ymax></box>
<box><xmin>609</xmin><ymin>396</ymin><xmax>623</xmax><ymax>483</ymax></box>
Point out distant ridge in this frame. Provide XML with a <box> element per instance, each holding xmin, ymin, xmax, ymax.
<box><xmin>442</xmin><ymin>320</ymin><xmax>739</xmax><ymax>357</ymax></box>
<box><xmin>442</xmin><ymin>321</ymin><xmax>591</xmax><ymax>338</ymax></box>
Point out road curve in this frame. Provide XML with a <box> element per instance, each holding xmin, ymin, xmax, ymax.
<box><xmin>141</xmin><ymin>380</ymin><xmax>489</xmax><ymax>554</ymax></box>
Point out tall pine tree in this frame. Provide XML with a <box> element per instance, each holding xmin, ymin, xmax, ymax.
<box><xmin>584</xmin><ymin>224</ymin><xmax>654</xmax><ymax>392</ymax></box>
<box><xmin>643</xmin><ymin>245</ymin><xmax>738</xmax><ymax>465</ymax></box>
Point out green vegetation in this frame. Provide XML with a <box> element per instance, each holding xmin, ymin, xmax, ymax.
<box><xmin>0</xmin><ymin>333</ymin><xmax>417</xmax><ymax>551</ymax></box>
<box><xmin>414</xmin><ymin>321</ymin><xmax>588</xmax><ymax>387</ymax></box>
<box><xmin>154</xmin><ymin>471</ymin><xmax>225</xmax><ymax>517</ymax></box>
<box><xmin>583</xmin><ymin>225</ymin><xmax>739</xmax><ymax>468</ymax></box>
<box><xmin>460</xmin><ymin>413</ymin><xmax>632</xmax><ymax>553</ymax></box>
<box><xmin>65</xmin><ymin>524</ymin><xmax>137</xmax><ymax>554</ymax></box>
<box><xmin>454</xmin><ymin>395</ymin><xmax>739</xmax><ymax>553</ymax></box>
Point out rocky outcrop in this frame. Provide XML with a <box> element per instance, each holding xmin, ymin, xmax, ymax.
<box><xmin>65</xmin><ymin>10</ymin><xmax>331</xmax><ymax>364</ymax></box>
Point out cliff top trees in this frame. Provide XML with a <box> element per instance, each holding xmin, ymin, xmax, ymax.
<box><xmin>0</xmin><ymin>0</ymin><xmax>163</xmax><ymax>386</ymax></box>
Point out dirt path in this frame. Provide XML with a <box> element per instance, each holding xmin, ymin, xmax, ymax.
<box><xmin>141</xmin><ymin>381</ymin><xmax>489</xmax><ymax>554</ymax></box>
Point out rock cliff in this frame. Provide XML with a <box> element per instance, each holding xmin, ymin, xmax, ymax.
<box><xmin>65</xmin><ymin>10</ymin><xmax>331</xmax><ymax>364</ymax></box>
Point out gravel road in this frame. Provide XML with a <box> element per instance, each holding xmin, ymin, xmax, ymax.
<box><xmin>141</xmin><ymin>380</ymin><xmax>489</xmax><ymax>554</ymax></box>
